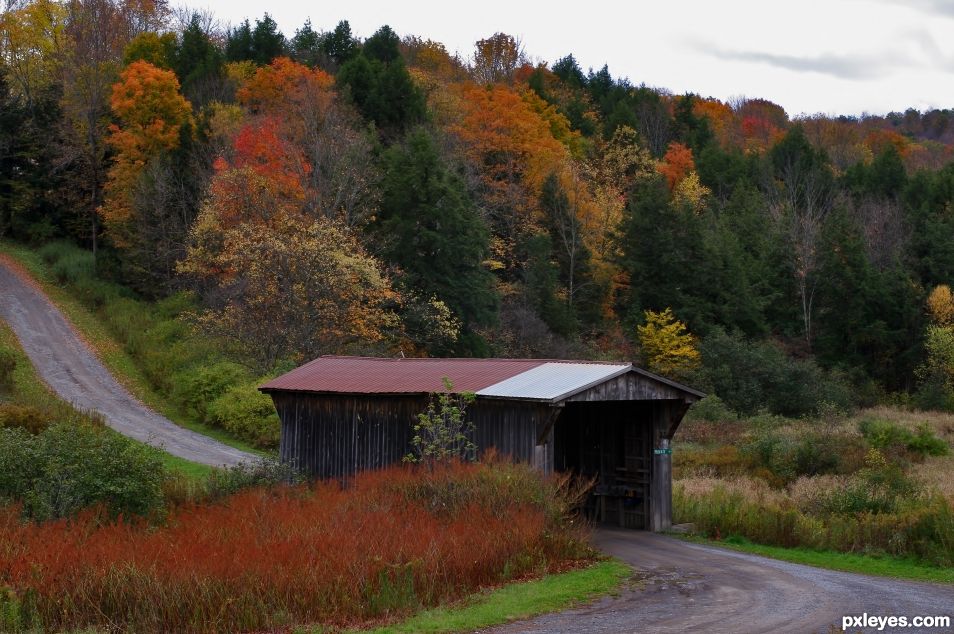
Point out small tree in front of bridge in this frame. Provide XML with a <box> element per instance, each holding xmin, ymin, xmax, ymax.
<box><xmin>406</xmin><ymin>377</ymin><xmax>477</xmax><ymax>464</ymax></box>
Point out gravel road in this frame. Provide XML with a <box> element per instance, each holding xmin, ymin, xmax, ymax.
<box><xmin>0</xmin><ymin>257</ymin><xmax>254</xmax><ymax>466</ymax></box>
<box><xmin>491</xmin><ymin>529</ymin><xmax>954</xmax><ymax>634</ymax></box>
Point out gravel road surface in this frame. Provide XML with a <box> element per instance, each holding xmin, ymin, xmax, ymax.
<box><xmin>491</xmin><ymin>529</ymin><xmax>954</xmax><ymax>634</ymax></box>
<box><xmin>0</xmin><ymin>257</ymin><xmax>254</xmax><ymax>466</ymax></box>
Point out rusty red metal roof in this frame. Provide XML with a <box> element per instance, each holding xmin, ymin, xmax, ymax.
<box><xmin>259</xmin><ymin>356</ymin><xmax>550</xmax><ymax>394</ymax></box>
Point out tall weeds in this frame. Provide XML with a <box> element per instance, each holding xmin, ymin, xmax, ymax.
<box><xmin>0</xmin><ymin>460</ymin><xmax>592</xmax><ymax>633</ymax></box>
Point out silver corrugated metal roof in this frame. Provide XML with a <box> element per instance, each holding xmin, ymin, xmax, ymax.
<box><xmin>476</xmin><ymin>362</ymin><xmax>631</xmax><ymax>402</ymax></box>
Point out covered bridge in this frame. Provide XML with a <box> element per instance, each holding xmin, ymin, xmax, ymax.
<box><xmin>259</xmin><ymin>356</ymin><xmax>703</xmax><ymax>531</ymax></box>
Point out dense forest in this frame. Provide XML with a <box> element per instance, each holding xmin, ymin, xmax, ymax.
<box><xmin>5</xmin><ymin>0</ymin><xmax>954</xmax><ymax>417</ymax></box>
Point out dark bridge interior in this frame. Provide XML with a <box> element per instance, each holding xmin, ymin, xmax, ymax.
<box><xmin>553</xmin><ymin>401</ymin><xmax>655</xmax><ymax>529</ymax></box>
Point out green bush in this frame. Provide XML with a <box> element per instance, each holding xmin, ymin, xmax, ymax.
<box><xmin>207</xmin><ymin>382</ymin><xmax>280</xmax><ymax>448</ymax></box>
<box><xmin>0</xmin><ymin>423</ymin><xmax>167</xmax><ymax>520</ymax></box>
<box><xmin>0</xmin><ymin>347</ymin><xmax>15</xmax><ymax>391</ymax></box>
<box><xmin>36</xmin><ymin>241</ymin><xmax>70</xmax><ymax>265</ymax></box>
<box><xmin>859</xmin><ymin>418</ymin><xmax>949</xmax><ymax>458</ymax></box>
<box><xmin>908</xmin><ymin>425</ymin><xmax>949</xmax><ymax>457</ymax></box>
<box><xmin>162</xmin><ymin>458</ymin><xmax>302</xmax><ymax>507</ymax></box>
<box><xmin>742</xmin><ymin>429</ymin><xmax>847</xmax><ymax>484</ymax></box>
<box><xmin>0</xmin><ymin>404</ymin><xmax>49</xmax><ymax>434</ymax></box>
<box><xmin>694</xmin><ymin>328</ymin><xmax>853</xmax><ymax>418</ymax></box>
<box><xmin>173</xmin><ymin>361</ymin><xmax>249</xmax><ymax>423</ymax></box>
<box><xmin>686</xmin><ymin>394</ymin><xmax>736</xmax><ymax>422</ymax></box>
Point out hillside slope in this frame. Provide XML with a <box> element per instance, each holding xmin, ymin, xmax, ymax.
<box><xmin>0</xmin><ymin>256</ymin><xmax>253</xmax><ymax>466</ymax></box>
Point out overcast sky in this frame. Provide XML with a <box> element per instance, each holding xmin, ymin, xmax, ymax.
<box><xmin>198</xmin><ymin>0</ymin><xmax>954</xmax><ymax>117</ymax></box>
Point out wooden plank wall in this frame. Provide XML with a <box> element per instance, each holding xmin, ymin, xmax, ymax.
<box><xmin>565</xmin><ymin>373</ymin><xmax>686</xmax><ymax>402</ymax></box>
<box><xmin>272</xmin><ymin>393</ymin><xmax>554</xmax><ymax>478</ymax></box>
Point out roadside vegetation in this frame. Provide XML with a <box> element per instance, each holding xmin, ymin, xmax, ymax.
<box><xmin>1</xmin><ymin>242</ymin><xmax>278</xmax><ymax>451</ymax></box>
<box><xmin>350</xmin><ymin>559</ymin><xmax>629</xmax><ymax>634</ymax></box>
<box><xmin>674</xmin><ymin>403</ymin><xmax>954</xmax><ymax>570</ymax></box>
<box><xmin>1</xmin><ymin>348</ymin><xmax>603</xmax><ymax>633</ymax></box>
<box><xmin>0</xmin><ymin>458</ymin><xmax>594</xmax><ymax>633</ymax></box>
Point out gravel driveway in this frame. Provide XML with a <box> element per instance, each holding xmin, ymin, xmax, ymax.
<box><xmin>0</xmin><ymin>257</ymin><xmax>254</xmax><ymax>466</ymax></box>
<box><xmin>490</xmin><ymin>529</ymin><xmax>954</xmax><ymax>634</ymax></box>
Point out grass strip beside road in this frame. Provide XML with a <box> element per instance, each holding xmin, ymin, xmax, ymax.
<box><xmin>681</xmin><ymin>535</ymin><xmax>954</xmax><ymax>584</ymax></box>
<box><xmin>0</xmin><ymin>242</ymin><xmax>264</xmax><ymax>458</ymax></box>
<box><xmin>345</xmin><ymin>559</ymin><xmax>630</xmax><ymax>634</ymax></box>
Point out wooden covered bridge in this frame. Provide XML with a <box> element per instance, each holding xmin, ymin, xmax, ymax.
<box><xmin>259</xmin><ymin>356</ymin><xmax>703</xmax><ymax>531</ymax></box>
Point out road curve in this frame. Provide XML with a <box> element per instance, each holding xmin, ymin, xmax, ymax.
<box><xmin>490</xmin><ymin>529</ymin><xmax>954</xmax><ymax>634</ymax></box>
<box><xmin>0</xmin><ymin>256</ymin><xmax>254</xmax><ymax>467</ymax></box>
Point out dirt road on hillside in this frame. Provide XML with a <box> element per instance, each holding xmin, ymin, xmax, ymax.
<box><xmin>490</xmin><ymin>529</ymin><xmax>954</xmax><ymax>634</ymax></box>
<box><xmin>0</xmin><ymin>257</ymin><xmax>254</xmax><ymax>466</ymax></box>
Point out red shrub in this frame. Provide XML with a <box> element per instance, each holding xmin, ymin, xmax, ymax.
<box><xmin>0</xmin><ymin>461</ymin><xmax>591</xmax><ymax>633</ymax></box>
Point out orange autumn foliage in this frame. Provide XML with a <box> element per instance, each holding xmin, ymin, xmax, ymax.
<box><xmin>693</xmin><ymin>98</ymin><xmax>734</xmax><ymax>148</ymax></box>
<box><xmin>454</xmin><ymin>83</ymin><xmax>568</xmax><ymax>230</ymax></box>
<box><xmin>230</xmin><ymin>117</ymin><xmax>310</xmax><ymax>196</ymax></box>
<box><xmin>865</xmin><ymin>129</ymin><xmax>910</xmax><ymax>157</ymax></box>
<box><xmin>101</xmin><ymin>60</ymin><xmax>192</xmax><ymax>245</ymax></box>
<box><xmin>236</xmin><ymin>56</ymin><xmax>334</xmax><ymax>114</ymax></box>
<box><xmin>657</xmin><ymin>142</ymin><xmax>695</xmax><ymax>190</ymax></box>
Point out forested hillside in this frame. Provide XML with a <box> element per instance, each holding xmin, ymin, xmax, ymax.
<box><xmin>5</xmin><ymin>0</ymin><xmax>954</xmax><ymax>415</ymax></box>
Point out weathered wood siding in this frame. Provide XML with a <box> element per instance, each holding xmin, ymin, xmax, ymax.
<box><xmin>565</xmin><ymin>373</ymin><xmax>686</xmax><ymax>402</ymax></box>
<box><xmin>274</xmin><ymin>394</ymin><xmax>426</xmax><ymax>478</ymax></box>
<box><xmin>271</xmin><ymin>393</ymin><xmax>555</xmax><ymax>478</ymax></box>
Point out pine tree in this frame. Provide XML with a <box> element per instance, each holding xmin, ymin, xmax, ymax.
<box><xmin>376</xmin><ymin>129</ymin><xmax>498</xmax><ymax>345</ymax></box>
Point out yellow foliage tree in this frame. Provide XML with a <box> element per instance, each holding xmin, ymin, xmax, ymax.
<box><xmin>637</xmin><ymin>308</ymin><xmax>701</xmax><ymax>380</ymax></box>
<box><xmin>927</xmin><ymin>285</ymin><xmax>954</xmax><ymax>327</ymax></box>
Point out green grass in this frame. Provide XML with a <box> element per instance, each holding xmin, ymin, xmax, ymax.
<box><xmin>0</xmin><ymin>242</ymin><xmax>265</xmax><ymax>457</ymax></box>
<box><xmin>339</xmin><ymin>560</ymin><xmax>630</xmax><ymax>634</ymax></box>
<box><xmin>0</xmin><ymin>320</ymin><xmax>55</xmax><ymax>405</ymax></box>
<box><xmin>682</xmin><ymin>535</ymin><xmax>954</xmax><ymax>584</ymax></box>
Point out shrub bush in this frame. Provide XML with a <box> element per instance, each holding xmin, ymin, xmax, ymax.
<box><xmin>0</xmin><ymin>404</ymin><xmax>49</xmax><ymax>434</ymax></box>
<box><xmin>859</xmin><ymin>418</ymin><xmax>949</xmax><ymax>458</ymax></box>
<box><xmin>47</xmin><ymin>244</ymin><xmax>96</xmax><ymax>285</ymax></box>
<box><xmin>674</xmin><ymin>483</ymin><xmax>954</xmax><ymax>565</ymax></box>
<box><xmin>162</xmin><ymin>458</ymin><xmax>303</xmax><ymax>507</ymax></box>
<box><xmin>0</xmin><ymin>423</ymin><xmax>166</xmax><ymax>520</ymax></box>
<box><xmin>686</xmin><ymin>394</ymin><xmax>736</xmax><ymax>422</ymax></box>
<box><xmin>742</xmin><ymin>429</ymin><xmax>849</xmax><ymax>485</ymax></box>
<box><xmin>694</xmin><ymin>328</ymin><xmax>853</xmax><ymax>417</ymax></box>
<box><xmin>207</xmin><ymin>382</ymin><xmax>280</xmax><ymax>448</ymax></box>
<box><xmin>172</xmin><ymin>361</ymin><xmax>249</xmax><ymax>423</ymax></box>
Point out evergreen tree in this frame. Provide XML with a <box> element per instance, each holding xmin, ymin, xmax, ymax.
<box><xmin>337</xmin><ymin>26</ymin><xmax>425</xmax><ymax>135</ymax></box>
<box><xmin>617</xmin><ymin>175</ymin><xmax>709</xmax><ymax>329</ymax></box>
<box><xmin>671</xmin><ymin>93</ymin><xmax>714</xmax><ymax>152</ymax></box>
<box><xmin>291</xmin><ymin>20</ymin><xmax>321</xmax><ymax>67</ymax></box>
<box><xmin>225</xmin><ymin>20</ymin><xmax>254</xmax><ymax>62</ymax></box>
<box><xmin>251</xmin><ymin>14</ymin><xmax>286</xmax><ymax>64</ymax></box>
<box><xmin>322</xmin><ymin>20</ymin><xmax>360</xmax><ymax>68</ymax></box>
<box><xmin>376</xmin><ymin>129</ymin><xmax>498</xmax><ymax>344</ymax></box>
<box><xmin>552</xmin><ymin>54</ymin><xmax>585</xmax><ymax>88</ymax></box>
<box><xmin>815</xmin><ymin>209</ymin><xmax>923</xmax><ymax>390</ymax></box>
<box><xmin>225</xmin><ymin>15</ymin><xmax>285</xmax><ymax>65</ymax></box>
<box><xmin>522</xmin><ymin>233</ymin><xmax>575</xmax><ymax>336</ymax></box>
<box><xmin>173</xmin><ymin>14</ymin><xmax>224</xmax><ymax>102</ymax></box>
<box><xmin>362</xmin><ymin>24</ymin><xmax>400</xmax><ymax>63</ymax></box>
